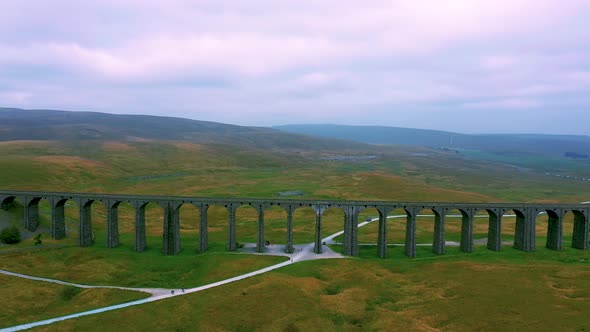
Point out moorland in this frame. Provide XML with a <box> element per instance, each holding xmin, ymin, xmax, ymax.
<box><xmin>1</xmin><ymin>108</ymin><xmax>589</xmax><ymax>331</ymax></box>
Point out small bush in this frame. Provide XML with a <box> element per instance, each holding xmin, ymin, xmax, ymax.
<box><xmin>34</xmin><ymin>233</ymin><xmax>42</xmax><ymax>245</ymax></box>
<box><xmin>61</xmin><ymin>286</ymin><xmax>82</xmax><ymax>301</ymax></box>
<box><xmin>0</xmin><ymin>225</ymin><xmax>21</xmax><ymax>244</ymax></box>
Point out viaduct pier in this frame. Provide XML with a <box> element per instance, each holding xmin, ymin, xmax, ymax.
<box><xmin>1</xmin><ymin>190</ymin><xmax>588</xmax><ymax>257</ymax></box>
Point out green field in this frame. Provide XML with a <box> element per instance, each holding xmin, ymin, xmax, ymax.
<box><xmin>1</xmin><ymin>139</ymin><xmax>589</xmax><ymax>331</ymax></box>
<box><xmin>0</xmin><ymin>274</ymin><xmax>147</xmax><ymax>329</ymax></box>
<box><xmin>29</xmin><ymin>248</ymin><xmax>590</xmax><ymax>331</ymax></box>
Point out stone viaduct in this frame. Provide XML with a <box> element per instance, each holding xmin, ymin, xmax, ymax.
<box><xmin>1</xmin><ymin>190</ymin><xmax>588</xmax><ymax>257</ymax></box>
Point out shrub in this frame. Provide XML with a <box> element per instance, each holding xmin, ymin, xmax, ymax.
<box><xmin>61</xmin><ymin>286</ymin><xmax>82</xmax><ymax>301</ymax></box>
<box><xmin>34</xmin><ymin>233</ymin><xmax>42</xmax><ymax>245</ymax></box>
<box><xmin>0</xmin><ymin>225</ymin><xmax>21</xmax><ymax>244</ymax></box>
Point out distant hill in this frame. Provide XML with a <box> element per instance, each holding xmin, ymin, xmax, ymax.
<box><xmin>0</xmin><ymin>108</ymin><xmax>370</xmax><ymax>151</ymax></box>
<box><xmin>274</xmin><ymin>124</ymin><xmax>590</xmax><ymax>158</ymax></box>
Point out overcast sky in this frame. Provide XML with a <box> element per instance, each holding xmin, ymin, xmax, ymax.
<box><xmin>1</xmin><ymin>1</ymin><xmax>590</xmax><ymax>134</ymax></box>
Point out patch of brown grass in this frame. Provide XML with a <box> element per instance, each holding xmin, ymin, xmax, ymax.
<box><xmin>172</xmin><ymin>142</ymin><xmax>204</xmax><ymax>151</ymax></box>
<box><xmin>101</xmin><ymin>141</ymin><xmax>133</xmax><ymax>152</ymax></box>
<box><xmin>33</xmin><ymin>155</ymin><xmax>108</xmax><ymax>170</ymax></box>
<box><xmin>0</xmin><ymin>274</ymin><xmax>146</xmax><ymax>328</ymax></box>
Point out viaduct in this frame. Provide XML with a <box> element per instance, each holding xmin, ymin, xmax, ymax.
<box><xmin>1</xmin><ymin>190</ymin><xmax>588</xmax><ymax>257</ymax></box>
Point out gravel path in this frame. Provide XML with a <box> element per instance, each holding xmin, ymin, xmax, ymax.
<box><xmin>0</xmin><ymin>210</ymin><xmax>551</xmax><ymax>331</ymax></box>
<box><xmin>0</xmin><ymin>227</ymin><xmax>349</xmax><ymax>331</ymax></box>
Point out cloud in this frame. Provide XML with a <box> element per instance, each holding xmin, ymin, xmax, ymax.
<box><xmin>0</xmin><ymin>91</ymin><xmax>32</xmax><ymax>104</ymax></box>
<box><xmin>462</xmin><ymin>98</ymin><xmax>541</xmax><ymax>110</ymax></box>
<box><xmin>0</xmin><ymin>0</ymin><xmax>590</xmax><ymax>134</ymax></box>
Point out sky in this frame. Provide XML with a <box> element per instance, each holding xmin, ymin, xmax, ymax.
<box><xmin>1</xmin><ymin>1</ymin><xmax>590</xmax><ymax>135</ymax></box>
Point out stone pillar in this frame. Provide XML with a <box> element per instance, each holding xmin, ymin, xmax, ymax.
<box><xmin>572</xmin><ymin>211</ymin><xmax>589</xmax><ymax>250</ymax></box>
<box><xmin>24</xmin><ymin>198</ymin><xmax>40</xmax><ymax>232</ymax></box>
<box><xmin>106</xmin><ymin>200</ymin><xmax>120</xmax><ymax>248</ymax></box>
<box><xmin>162</xmin><ymin>202</ymin><xmax>181</xmax><ymax>255</ymax></box>
<box><xmin>487</xmin><ymin>211</ymin><xmax>502</xmax><ymax>251</ymax></box>
<box><xmin>343</xmin><ymin>208</ymin><xmax>351</xmax><ymax>255</ymax></box>
<box><xmin>50</xmin><ymin>198</ymin><xmax>66</xmax><ymax>240</ymax></box>
<box><xmin>199</xmin><ymin>204</ymin><xmax>208</xmax><ymax>253</ymax></box>
<box><xmin>342</xmin><ymin>206</ymin><xmax>359</xmax><ymax>257</ymax></box>
<box><xmin>350</xmin><ymin>207</ymin><xmax>359</xmax><ymax>257</ymax></box>
<box><xmin>79</xmin><ymin>201</ymin><xmax>94</xmax><ymax>247</ymax></box>
<box><xmin>286</xmin><ymin>205</ymin><xmax>294</xmax><ymax>253</ymax></box>
<box><xmin>133</xmin><ymin>202</ymin><xmax>147</xmax><ymax>252</ymax></box>
<box><xmin>432</xmin><ymin>209</ymin><xmax>445</xmax><ymax>255</ymax></box>
<box><xmin>527</xmin><ymin>209</ymin><xmax>536</xmax><ymax>252</ymax></box>
<box><xmin>227</xmin><ymin>205</ymin><xmax>237</xmax><ymax>251</ymax></box>
<box><xmin>405</xmin><ymin>209</ymin><xmax>416</xmax><ymax>258</ymax></box>
<box><xmin>377</xmin><ymin>208</ymin><xmax>387</xmax><ymax>259</ymax></box>
<box><xmin>460</xmin><ymin>209</ymin><xmax>474</xmax><ymax>253</ymax></box>
<box><xmin>514</xmin><ymin>209</ymin><xmax>535</xmax><ymax>252</ymax></box>
<box><xmin>313</xmin><ymin>206</ymin><xmax>325</xmax><ymax>254</ymax></box>
<box><xmin>256</xmin><ymin>205</ymin><xmax>265</xmax><ymax>253</ymax></box>
<box><xmin>546</xmin><ymin>210</ymin><xmax>563</xmax><ymax>250</ymax></box>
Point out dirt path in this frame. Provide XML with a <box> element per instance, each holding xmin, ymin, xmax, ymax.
<box><xmin>0</xmin><ymin>208</ymin><xmax>562</xmax><ymax>331</ymax></box>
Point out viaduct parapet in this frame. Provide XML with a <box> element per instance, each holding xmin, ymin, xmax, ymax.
<box><xmin>1</xmin><ymin>190</ymin><xmax>588</xmax><ymax>257</ymax></box>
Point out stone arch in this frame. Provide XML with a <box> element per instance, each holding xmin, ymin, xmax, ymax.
<box><xmin>0</xmin><ymin>196</ymin><xmax>23</xmax><ymax>226</ymax></box>
<box><xmin>570</xmin><ymin>209</ymin><xmax>589</xmax><ymax>250</ymax></box>
<box><xmin>0</xmin><ymin>195</ymin><xmax>19</xmax><ymax>210</ymax></box>
<box><xmin>535</xmin><ymin>208</ymin><xmax>562</xmax><ymax>250</ymax></box>
<box><xmin>101</xmin><ymin>199</ymin><xmax>122</xmax><ymax>248</ymax></box>
<box><xmin>402</xmin><ymin>207</ymin><xmax>417</xmax><ymax>257</ymax></box>
<box><xmin>443</xmin><ymin>207</ymin><xmax>475</xmax><ymax>253</ymax></box>
<box><xmin>412</xmin><ymin>207</ymin><xmax>442</xmax><ymax>256</ymax></box>
<box><xmin>0</xmin><ymin>196</ymin><xmax>35</xmax><ymax>233</ymax></box>
<box><xmin>378</xmin><ymin>207</ymin><xmax>410</xmax><ymax>258</ymax></box>
<box><xmin>24</xmin><ymin>197</ymin><xmax>53</xmax><ymax>238</ymax></box>
<box><xmin>77</xmin><ymin>198</ymin><xmax>101</xmax><ymax>247</ymax></box>
<box><xmin>443</xmin><ymin>208</ymin><xmax>465</xmax><ymax>253</ymax></box>
<box><xmin>133</xmin><ymin>200</ymin><xmax>165</xmax><ymax>253</ymax></box>
<box><xmin>319</xmin><ymin>205</ymin><xmax>346</xmax><ymax>255</ymax></box>
<box><xmin>178</xmin><ymin>201</ymin><xmax>201</xmax><ymax>254</ymax></box>
<box><xmin>353</xmin><ymin>206</ymin><xmax>382</xmax><ymax>257</ymax></box>
<box><xmin>291</xmin><ymin>205</ymin><xmax>317</xmax><ymax>248</ymax></box>
<box><xmin>203</xmin><ymin>203</ymin><xmax>230</xmax><ymax>251</ymax></box>
<box><xmin>472</xmin><ymin>208</ymin><xmax>501</xmax><ymax>251</ymax></box>
<box><xmin>235</xmin><ymin>203</ymin><xmax>260</xmax><ymax>251</ymax></box>
<box><xmin>502</xmin><ymin>209</ymin><xmax>530</xmax><ymax>251</ymax></box>
<box><xmin>111</xmin><ymin>200</ymin><xmax>135</xmax><ymax>249</ymax></box>
<box><xmin>49</xmin><ymin>197</ymin><xmax>80</xmax><ymax>243</ymax></box>
<box><xmin>262</xmin><ymin>204</ymin><xmax>288</xmax><ymax>252</ymax></box>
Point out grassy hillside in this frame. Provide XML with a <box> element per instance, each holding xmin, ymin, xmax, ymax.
<box><xmin>275</xmin><ymin>124</ymin><xmax>590</xmax><ymax>174</ymax></box>
<box><xmin>28</xmin><ymin>249</ymin><xmax>590</xmax><ymax>332</ymax></box>
<box><xmin>1</xmin><ymin>113</ymin><xmax>590</xmax><ymax>331</ymax></box>
<box><xmin>2</xmin><ymin>138</ymin><xmax>588</xmax><ymax>250</ymax></box>
<box><xmin>0</xmin><ymin>108</ymin><xmax>370</xmax><ymax>151</ymax></box>
<box><xmin>1</xmin><ymin>140</ymin><xmax>587</xmax><ymax>202</ymax></box>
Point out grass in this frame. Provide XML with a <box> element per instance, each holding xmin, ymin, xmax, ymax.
<box><xmin>0</xmin><ymin>245</ymin><xmax>286</xmax><ymax>289</ymax></box>
<box><xmin>1</xmin><ymin>140</ymin><xmax>589</xmax><ymax>202</ymax></box>
<box><xmin>30</xmin><ymin>248</ymin><xmax>590</xmax><ymax>331</ymax></box>
<box><xmin>1</xmin><ymin>139</ymin><xmax>590</xmax><ymax>331</ymax></box>
<box><xmin>0</xmin><ymin>274</ymin><xmax>147</xmax><ymax>328</ymax></box>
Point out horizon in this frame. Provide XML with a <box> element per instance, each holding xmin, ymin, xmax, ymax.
<box><xmin>1</xmin><ymin>1</ymin><xmax>589</xmax><ymax>135</ymax></box>
<box><xmin>3</xmin><ymin>106</ymin><xmax>590</xmax><ymax>137</ymax></box>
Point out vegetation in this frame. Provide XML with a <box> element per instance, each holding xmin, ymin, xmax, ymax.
<box><xmin>32</xmin><ymin>248</ymin><xmax>590</xmax><ymax>331</ymax></box>
<box><xmin>0</xmin><ymin>110</ymin><xmax>589</xmax><ymax>330</ymax></box>
<box><xmin>0</xmin><ymin>274</ymin><xmax>147</xmax><ymax>329</ymax></box>
<box><xmin>0</xmin><ymin>246</ymin><xmax>286</xmax><ymax>288</ymax></box>
<box><xmin>0</xmin><ymin>225</ymin><xmax>21</xmax><ymax>244</ymax></box>
<box><xmin>275</xmin><ymin>124</ymin><xmax>590</xmax><ymax>161</ymax></box>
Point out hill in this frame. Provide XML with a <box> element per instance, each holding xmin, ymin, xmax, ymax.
<box><xmin>0</xmin><ymin>108</ymin><xmax>370</xmax><ymax>151</ymax></box>
<box><xmin>274</xmin><ymin>124</ymin><xmax>590</xmax><ymax>158</ymax></box>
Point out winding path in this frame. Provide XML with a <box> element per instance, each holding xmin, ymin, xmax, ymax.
<box><xmin>0</xmin><ymin>229</ymin><xmax>348</xmax><ymax>331</ymax></box>
<box><xmin>0</xmin><ymin>209</ymin><xmax>567</xmax><ymax>331</ymax></box>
